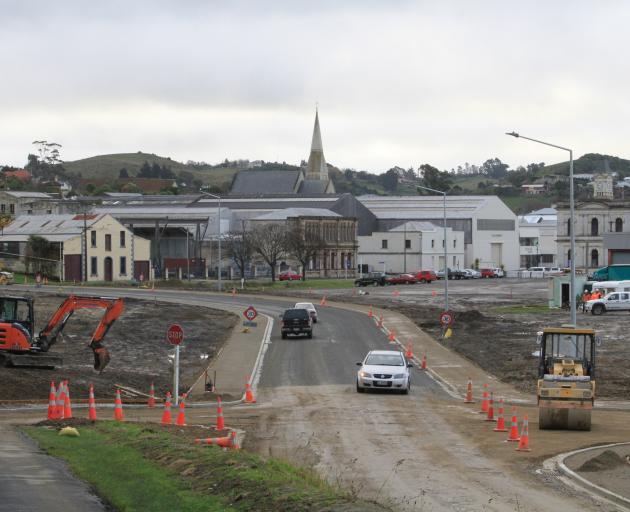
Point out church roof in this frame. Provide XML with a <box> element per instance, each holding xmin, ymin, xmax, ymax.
<box><xmin>305</xmin><ymin>109</ymin><xmax>328</xmax><ymax>179</ymax></box>
<box><xmin>299</xmin><ymin>180</ymin><xmax>328</xmax><ymax>194</ymax></box>
<box><xmin>229</xmin><ymin>170</ymin><xmax>301</xmax><ymax>196</ymax></box>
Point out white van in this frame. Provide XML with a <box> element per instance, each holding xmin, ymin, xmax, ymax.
<box><xmin>585</xmin><ymin>292</ymin><xmax>630</xmax><ymax>315</ymax></box>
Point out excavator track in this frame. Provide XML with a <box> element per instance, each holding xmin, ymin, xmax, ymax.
<box><xmin>0</xmin><ymin>352</ymin><xmax>63</xmax><ymax>369</ymax></box>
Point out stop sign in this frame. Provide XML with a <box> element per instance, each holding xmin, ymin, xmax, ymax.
<box><xmin>167</xmin><ymin>324</ymin><xmax>184</xmax><ymax>345</ymax></box>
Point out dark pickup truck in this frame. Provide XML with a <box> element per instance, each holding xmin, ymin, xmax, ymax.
<box><xmin>354</xmin><ymin>272</ymin><xmax>388</xmax><ymax>287</ymax></box>
<box><xmin>281</xmin><ymin>308</ymin><xmax>313</xmax><ymax>339</ymax></box>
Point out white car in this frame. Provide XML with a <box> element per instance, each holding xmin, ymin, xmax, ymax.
<box><xmin>294</xmin><ymin>302</ymin><xmax>318</xmax><ymax>323</ymax></box>
<box><xmin>356</xmin><ymin>350</ymin><xmax>412</xmax><ymax>394</ymax></box>
<box><xmin>492</xmin><ymin>267</ymin><xmax>505</xmax><ymax>278</ymax></box>
<box><xmin>463</xmin><ymin>268</ymin><xmax>481</xmax><ymax>279</ymax></box>
<box><xmin>585</xmin><ymin>292</ymin><xmax>630</xmax><ymax>315</ymax></box>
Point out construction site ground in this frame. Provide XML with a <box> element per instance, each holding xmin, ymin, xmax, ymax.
<box><xmin>0</xmin><ymin>293</ymin><xmax>238</xmax><ymax>401</ymax></box>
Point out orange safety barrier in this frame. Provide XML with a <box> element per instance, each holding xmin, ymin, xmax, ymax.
<box><xmin>161</xmin><ymin>392</ymin><xmax>173</xmax><ymax>425</ymax></box>
<box><xmin>148</xmin><ymin>382</ymin><xmax>156</xmax><ymax>408</ymax></box>
<box><xmin>114</xmin><ymin>388</ymin><xmax>124</xmax><ymax>421</ymax></box>
<box><xmin>493</xmin><ymin>398</ymin><xmax>507</xmax><ymax>432</ymax></box>
<box><xmin>516</xmin><ymin>414</ymin><xmax>531</xmax><ymax>451</ymax></box>
<box><xmin>88</xmin><ymin>384</ymin><xmax>97</xmax><ymax>421</ymax></box>
<box><xmin>507</xmin><ymin>407</ymin><xmax>520</xmax><ymax>442</ymax></box>
<box><xmin>464</xmin><ymin>378</ymin><xmax>475</xmax><ymax>403</ymax></box>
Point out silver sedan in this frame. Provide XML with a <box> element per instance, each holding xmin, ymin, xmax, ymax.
<box><xmin>356</xmin><ymin>350</ymin><xmax>412</xmax><ymax>394</ymax></box>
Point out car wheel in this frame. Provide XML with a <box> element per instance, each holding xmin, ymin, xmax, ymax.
<box><xmin>281</xmin><ymin>333</ymin><xmax>287</xmax><ymax>339</ymax></box>
<box><xmin>356</xmin><ymin>380</ymin><xmax>365</xmax><ymax>393</ymax></box>
<box><xmin>307</xmin><ymin>331</ymin><xmax>313</xmax><ymax>339</ymax></box>
<box><xmin>372</xmin><ymin>281</ymin><xmax>379</xmax><ymax>287</ymax></box>
<box><xmin>402</xmin><ymin>382</ymin><xmax>410</xmax><ymax>395</ymax></box>
<box><xmin>592</xmin><ymin>304</ymin><xmax>605</xmax><ymax>315</ymax></box>
<box><xmin>313</xmin><ymin>318</ymin><xmax>317</xmax><ymax>323</ymax></box>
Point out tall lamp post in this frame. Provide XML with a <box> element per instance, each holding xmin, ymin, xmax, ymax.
<box><xmin>417</xmin><ymin>185</ymin><xmax>449</xmax><ymax>311</ymax></box>
<box><xmin>199</xmin><ymin>192</ymin><xmax>222</xmax><ymax>291</ymax></box>
<box><xmin>506</xmin><ymin>131</ymin><xmax>576</xmax><ymax>325</ymax></box>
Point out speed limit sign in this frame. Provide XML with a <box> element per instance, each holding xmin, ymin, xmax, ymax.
<box><xmin>439</xmin><ymin>311</ymin><xmax>454</xmax><ymax>327</ymax></box>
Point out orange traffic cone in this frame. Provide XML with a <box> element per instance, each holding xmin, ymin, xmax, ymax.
<box><xmin>388</xmin><ymin>330</ymin><xmax>396</xmax><ymax>343</ymax></box>
<box><xmin>216</xmin><ymin>396</ymin><xmax>225</xmax><ymax>430</ymax></box>
<box><xmin>148</xmin><ymin>382</ymin><xmax>156</xmax><ymax>408</ymax></box>
<box><xmin>161</xmin><ymin>392</ymin><xmax>172</xmax><ymax>425</ymax></box>
<box><xmin>464</xmin><ymin>378</ymin><xmax>475</xmax><ymax>403</ymax></box>
<box><xmin>494</xmin><ymin>398</ymin><xmax>507</xmax><ymax>432</ymax></box>
<box><xmin>421</xmin><ymin>353</ymin><xmax>427</xmax><ymax>370</ymax></box>
<box><xmin>231</xmin><ymin>288</ymin><xmax>236</xmax><ymax>297</ymax></box>
<box><xmin>63</xmin><ymin>381</ymin><xmax>73</xmax><ymax>419</ymax></box>
<box><xmin>507</xmin><ymin>407</ymin><xmax>520</xmax><ymax>442</ymax></box>
<box><xmin>405</xmin><ymin>342</ymin><xmax>413</xmax><ymax>359</ymax></box>
<box><xmin>320</xmin><ymin>296</ymin><xmax>327</xmax><ymax>307</ymax></box>
<box><xmin>377</xmin><ymin>315</ymin><xmax>384</xmax><ymax>328</ymax></box>
<box><xmin>485</xmin><ymin>392</ymin><xmax>495</xmax><ymax>422</ymax></box>
<box><xmin>431</xmin><ymin>290</ymin><xmax>436</xmax><ymax>296</ymax></box>
<box><xmin>88</xmin><ymin>384</ymin><xmax>97</xmax><ymax>421</ymax></box>
<box><xmin>480</xmin><ymin>383</ymin><xmax>489</xmax><ymax>413</ymax></box>
<box><xmin>195</xmin><ymin>435</ymin><xmax>232</xmax><ymax>448</ymax></box>
<box><xmin>175</xmin><ymin>395</ymin><xmax>187</xmax><ymax>426</ymax></box>
<box><xmin>368</xmin><ymin>306</ymin><xmax>373</xmax><ymax>318</ymax></box>
<box><xmin>392</xmin><ymin>290</ymin><xmax>400</xmax><ymax>297</ymax></box>
<box><xmin>47</xmin><ymin>381</ymin><xmax>58</xmax><ymax>420</ymax></box>
<box><xmin>516</xmin><ymin>414</ymin><xmax>531</xmax><ymax>451</ymax></box>
<box><xmin>56</xmin><ymin>381</ymin><xmax>66</xmax><ymax>420</ymax></box>
<box><xmin>245</xmin><ymin>380</ymin><xmax>256</xmax><ymax>403</ymax></box>
<box><xmin>229</xmin><ymin>430</ymin><xmax>240</xmax><ymax>450</ymax></box>
<box><xmin>114</xmin><ymin>388</ymin><xmax>124</xmax><ymax>421</ymax></box>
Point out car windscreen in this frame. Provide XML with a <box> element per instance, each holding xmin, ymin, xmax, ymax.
<box><xmin>295</xmin><ymin>303</ymin><xmax>313</xmax><ymax>309</ymax></box>
<box><xmin>365</xmin><ymin>354</ymin><xmax>404</xmax><ymax>366</ymax></box>
<box><xmin>283</xmin><ymin>309</ymin><xmax>309</xmax><ymax>319</ymax></box>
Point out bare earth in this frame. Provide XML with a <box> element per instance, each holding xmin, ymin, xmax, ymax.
<box><xmin>0</xmin><ymin>294</ymin><xmax>237</xmax><ymax>401</ymax></box>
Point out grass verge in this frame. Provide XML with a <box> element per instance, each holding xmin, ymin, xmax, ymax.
<box><xmin>23</xmin><ymin>421</ymin><xmax>380</xmax><ymax>512</ymax></box>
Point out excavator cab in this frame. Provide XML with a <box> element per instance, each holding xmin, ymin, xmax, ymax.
<box><xmin>536</xmin><ymin>327</ymin><xmax>597</xmax><ymax>430</ymax></box>
<box><xmin>0</xmin><ymin>297</ymin><xmax>36</xmax><ymax>349</ymax></box>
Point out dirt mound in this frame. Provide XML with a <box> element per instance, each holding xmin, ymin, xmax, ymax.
<box><xmin>577</xmin><ymin>450</ymin><xmax>628</xmax><ymax>472</ymax></box>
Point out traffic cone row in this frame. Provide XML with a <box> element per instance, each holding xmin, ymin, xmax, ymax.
<box><xmin>194</xmin><ymin>431</ymin><xmax>239</xmax><ymax>450</ymax></box>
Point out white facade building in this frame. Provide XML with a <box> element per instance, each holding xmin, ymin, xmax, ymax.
<box><xmin>357</xmin><ymin>195</ymin><xmax>519</xmax><ymax>270</ymax></box>
<box><xmin>518</xmin><ymin>208</ymin><xmax>557</xmax><ymax>268</ymax></box>
<box><xmin>358</xmin><ymin>221</ymin><xmax>464</xmax><ymax>273</ymax></box>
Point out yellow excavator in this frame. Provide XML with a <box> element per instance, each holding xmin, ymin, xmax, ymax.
<box><xmin>536</xmin><ymin>326</ymin><xmax>598</xmax><ymax>430</ymax></box>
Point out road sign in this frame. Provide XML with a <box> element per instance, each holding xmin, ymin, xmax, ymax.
<box><xmin>439</xmin><ymin>311</ymin><xmax>454</xmax><ymax>327</ymax></box>
<box><xmin>243</xmin><ymin>306</ymin><xmax>258</xmax><ymax>321</ymax></box>
<box><xmin>167</xmin><ymin>324</ymin><xmax>184</xmax><ymax>345</ymax></box>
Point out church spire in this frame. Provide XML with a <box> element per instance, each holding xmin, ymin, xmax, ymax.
<box><xmin>305</xmin><ymin>107</ymin><xmax>328</xmax><ymax>181</ymax></box>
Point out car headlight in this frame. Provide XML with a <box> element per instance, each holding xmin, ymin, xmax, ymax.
<box><xmin>359</xmin><ymin>371</ymin><xmax>372</xmax><ymax>378</ymax></box>
<box><xmin>393</xmin><ymin>374</ymin><xmax>405</xmax><ymax>379</ymax></box>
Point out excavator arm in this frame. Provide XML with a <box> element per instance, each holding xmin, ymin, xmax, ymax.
<box><xmin>36</xmin><ymin>295</ymin><xmax>124</xmax><ymax>372</ymax></box>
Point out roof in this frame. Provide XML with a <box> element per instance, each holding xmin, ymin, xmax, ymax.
<box><xmin>298</xmin><ymin>180</ymin><xmax>328</xmax><ymax>194</ymax></box>
<box><xmin>388</xmin><ymin>221</ymin><xmax>441</xmax><ymax>232</ymax></box>
<box><xmin>252</xmin><ymin>208</ymin><xmax>341</xmax><ymax>221</ymax></box>
<box><xmin>305</xmin><ymin>109</ymin><xmax>328</xmax><ymax>178</ymax></box>
<box><xmin>0</xmin><ymin>214</ymin><xmax>106</xmax><ymax>242</ymax></box>
<box><xmin>1</xmin><ymin>191</ymin><xmax>52</xmax><ymax>199</ymax></box>
<box><xmin>229</xmin><ymin>170</ymin><xmax>301</xmax><ymax>196</ymax></box>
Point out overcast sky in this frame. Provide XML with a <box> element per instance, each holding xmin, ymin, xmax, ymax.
<box><xmin>2</xmin><ymin>1</ymin><xmax>629</xmax><ymax>173</ymax></box>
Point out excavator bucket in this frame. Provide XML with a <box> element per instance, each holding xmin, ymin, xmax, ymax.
<box><xmin>93</xmin><ymin>347</ymin><xmax>111</xmax><ymax>372</ymax></box>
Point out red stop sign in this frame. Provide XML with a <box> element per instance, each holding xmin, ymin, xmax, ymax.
<box><xmin>167</xmin><ymin>324</ymin><xmax>184</xmax><ymax>345</ymax></box>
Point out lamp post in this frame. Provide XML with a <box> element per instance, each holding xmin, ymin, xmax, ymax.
<box><xmin>506</xmin><ymin>131</ymin><xmax>576</xmax><ymax>325</ymax></box>
<box><xmin>417</xmin><ymin>185</ymin><xmax>449</xmax><ymax>311</ymax></box>
<box><xmin>198</xmin><ymin>192</ymin><xmax>222</xmax><ymax>291</ymax></box>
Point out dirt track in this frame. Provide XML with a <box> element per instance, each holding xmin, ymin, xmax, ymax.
<box><xmin>0</xmin><ymin>294</ymin><xmax>237</xmax><ymax>401</ymax></box>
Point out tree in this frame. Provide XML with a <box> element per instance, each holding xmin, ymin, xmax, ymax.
<box><xmin>378</xmin><ymin>168</ymin><xmax>399</xmax><ymax>192</ymax></box>
<box><xmin>224</xmin><ymin>225</ymin><xmax>254</xmax><ymax>279</ymax></box>
<box><xmin>480</xmin><ymin>158</ymin><xmax>509</xmax><ymax>179</ymax></box>
<box><xmin>285</xmin><ymin>224</ymin><xmax>325</xmax><ymax>281</ymax></box>
<box><xmin>418</xmin><ymin>164</ymin><xmax>452</xmax><ymax>192</ymax></box>
<box><xmin>25</xmin><ymin>235</ymin><xmax>58</xmax><ymax>276</ymax></box>
<box><xmin>118</xmin><ymin>168</ymin><xmax>130</xmax><ymax>178</ymax></box>
<box><xmin>249</xmin><ymin>223</ymin><xmax>287</xmax><ymax>282</ymax></box>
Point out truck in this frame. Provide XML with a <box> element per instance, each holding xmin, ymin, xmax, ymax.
<box><xmin>591</xmin><ymin>264</ymin><xmax>630</xmax><ymax>282</ymax></box>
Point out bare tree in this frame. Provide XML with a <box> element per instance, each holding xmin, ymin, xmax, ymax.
<box><xmin>285</xmin><ymin>225</ymin><xmax>325</xmax><ymax>281</ymax></box>
<box><xmin>224</xmin><ymin>224</ymin><xmax>254</xmax><ymax>280</ymax></box>
<box><xmin>249</xmin><ymin>223</ymin><xmax>287</xmax><ymax>282</ymax></box>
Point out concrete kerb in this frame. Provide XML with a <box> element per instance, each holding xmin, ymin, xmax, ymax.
<box><xmin>541</xmin><ymin>442</ymin><xmax>630</xmax><ymax>511</ymax></box>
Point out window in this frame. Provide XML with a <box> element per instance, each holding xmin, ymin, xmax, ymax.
<box><xmin>382</xmin><ymin>239</ymin><xmax>388</xmax><ymax>249</ymax></box>
<box><xmin>90</xmin><ymin>231</ymin><xmax>96</xmax><ymax>248</ymax></box>
<box><xmin>9</xmin><ymin>204</ymin><xmax>14</xmax><ymax>214</ymax></box>
<box><xmin>616</xmin><ymin>218</ymin><xmax>623</xmax><ymax>232</ymax></box>
<box><xmin>405</xmin><ymin>239</ymin><xmax>411</xmax><ymax>249</ymax></box>
<box><xmin>591</xmin><ymin>218</ymin><xmax>598</xmax><ymax>236</ymax></box>
<box><xmin>453</xmin><ymin>239</ymin><xmax>456</xmax><ymax>248</ymax></box>
<box><xmin>46</xmin><ymin>209</ymin><xmax>52</xmax><ymax>214</ymax></box>
<box><xmin>591</xmin><ymin>249</ymin><xmax>599</xmax><ymax>267</ymax></box>
<box><xmin>452</xmin><ymin>256</ymin><xmax>456</xmax><ymax>265</ymax></box>
<box><xmin>105</xmin><ymin>234</ymin><xmax>112</xmax><ymax>251</ymax></box>
<box><xmin>431</xmin><ymin>239</ymin><xmax>435</xmax><ymax>248</ymax></box>
<box><xmin>90</xmin><ymin>257</ymin><xmax>97</xmax><ymax>276</ymax></box>
<box><xmin>567</xmin><ymin>219</ymin><xmax>571</xmax><ymax>236</ymax></box>
<box><xmin>120</xmin><ymin>231</ymin><xmax>126</xmax><ymax>247</ymax></box>
<box><xmin>0</xmin><ymin>204</ymin><xmax>4</xmax><ymax>213</ymax></box>
<box><xmin>120</xmin><ymin>256</ymin><xmax>127</xmax><ymax>275</ymax></box>
<box><xmin>442</xmin><ymin>240</ymin><xmax>445</xmax><ymax>248</ymax></box>
<box><xmin>27</xmin><ymin>210</ymin><xmax>33</xmax><ymax>215</ymax></box>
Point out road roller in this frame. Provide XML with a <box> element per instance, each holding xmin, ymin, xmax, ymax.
<box><xmin>536</xmin><ymin>326</ymin><xmax>598</xmax><ymax>431</ymax></box>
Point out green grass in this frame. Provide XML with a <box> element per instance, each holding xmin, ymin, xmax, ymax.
<box><xmin>491</xmin><ymin>305</ymin><xmax>552</xmax><ymax>314</ymax></box>
<box><xmin>24</xmin><ymin>421</ymin><xmax>374</xmax><ymax>512</ymax></box>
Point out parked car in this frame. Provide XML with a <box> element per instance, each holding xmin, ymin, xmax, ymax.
<box><xmin>414</xmin><ymin>270</ymin><xmax>437</xmax><ymax>283</ymax></box>
<box><xmin>585</xmin><ymin>291</ymin><xmax>630</xmax><ymax>315</ymax></box>
<box><xmin>479</xmin><ymin>268</ymin><xmax>494</xmax><ymax>278</ymax></box>
<box><xmin>463</xmin><ymin>268</ymin><xmax>481</xmax><ymax>279</ymax></box>
<box><xmin>354</xmin><ymin>272</ymin><xmax>388</xmax><ymax>287</ymax></box>
<box><xmin>356</xmin><ymin>350</ymin><xmax>413</xmax><ymax>394</ymax></box>
<box><xmin>492</xmin><ymin>268</ymin><xmax>505</xmax><ymax>278</ymax></box>
<box><xmin>280</xmin><ymin>308</ymin><xmax>313</xmax><ymax>338</ymax></box>
<box><xmin>386</xmin><ymin>273</ymin><xmax>417</xmax><ymax>285</ymax></box>
<box><xmin>436</xmin><ymin>268</ymin><xmax>466</xmax><ymax>280</ymax></box>
<box><xmin>294</xmin><ymin>302</ymin><xmax>318</xmax><ymax>323</ymax></box>
<box><xmin>278</xmin><ymin>271</ymin><xmax>301</xmax><ymax>281</ymax></box>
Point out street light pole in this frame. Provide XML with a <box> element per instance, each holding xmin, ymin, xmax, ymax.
<box><xmin>198</xmin><ymin>192</ymin><xmax>222</xmax><ymax>291</ymax></box>
<box><xmin>417</xmin><ymin>185</ymin><xmax>448</xmax><ymax>311</ymax></box>
<box><xmin>506</xmin><ymin>131</ymin><xmax>576</xmax><ymax>325</ymax></box>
